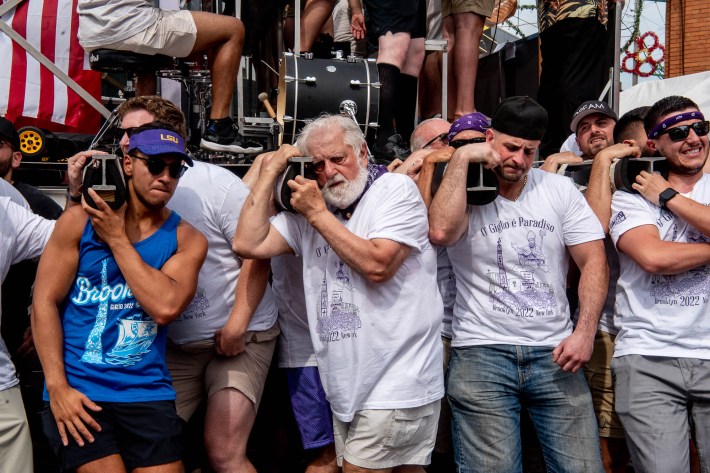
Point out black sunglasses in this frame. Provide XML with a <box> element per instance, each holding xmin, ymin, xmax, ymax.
<box><xmin>658</xmin><ymin>121</ymin><xmax>710</xmax><ymax>142</ymax></box>
<box><xmin>422</xmin><ymin>132</ymin><xmax>448</xmax><ymax>149</ymax></box>
<box><xmin>450</xmin><ymin>137</ymin><xmax>486</xmax><ymax>148</ymax></box>
<box><xmin>130</xmin><ymin>155</ymin><xmax>188</xmax><ymax>179</ymax></box>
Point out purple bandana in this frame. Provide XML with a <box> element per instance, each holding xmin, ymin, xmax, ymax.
<box><xmin>448</xmin><ymin>112</ymin><xmax>490</xmax><ymax>142</ymax></box>
<box><xmin>647</xmin><ymin>111</ymin><xmax>705</xmax><ymax>139</ymax></box>
<box><xmin>333</xmin><ymin>164</ymin><xmax>388</xmax><ymax>220</ymax></box>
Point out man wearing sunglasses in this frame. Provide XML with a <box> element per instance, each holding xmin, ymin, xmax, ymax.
<box><xmin>608</xmin><ymin>95</ymin><xmax>710</xmax><ymax>473</ymax></box>
<box><xmin>32</xmin><ymin>125</ymin><xmax>207</xmax><ymax>473</ymax></box>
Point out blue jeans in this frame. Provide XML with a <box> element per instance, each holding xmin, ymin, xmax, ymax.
<box><xmin>447</xmin><ymin>345</ymin><xmax>603</xmax><ymax>473</ymax></box>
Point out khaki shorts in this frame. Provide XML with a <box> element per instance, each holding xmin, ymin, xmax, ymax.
<box><xmin>441</xmin><ymin>0</ymin><xmax>494</xmax><ymax>18</ymax></box>
<box><xmin>166</xmin><ymin>323</ymin><xmax>279</xmax><ymax>421</ymax></box>
<box><xmin>583</xmin><ymin>330</ymin><xmax>625</xmax><ymax>438</ymax></box>
<box><xmin>333</xmin><ymin>400</ymin><xmax>441</xmax><ymax>469</ymax></box>
<box><xmin>98</xmin><ymin>9</ymin><xmax>197</xmax><ymax>58</ymax></box>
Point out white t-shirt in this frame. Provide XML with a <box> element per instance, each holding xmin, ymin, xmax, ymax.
<box><xmin>271</xmin><ymin>173</ymin><xmax>444</xmax><ymax>422</ymax></box>
<box><xmin>77</xmin><ymin>0</ymin><xmax>157</xmax><ymax>49</ymax></box>
<box><xmin>0</xmin><ymin>197</ymin><xmax>55</xmax><ymax>390</ymax></box>
<box><xmin>610</xmin><ymin>175</ymin><xmax>710</xmax><ymax>359</ymax></box>
<box><xmin>168</xmin><ymin>162</ymin><xmax>278</xmax><ymax>345</ymax></box>
<box><xmin>0</xmin><ymin>178</ymin><xmax>29</xmax><ymax>209</ymax></box>
<box><xmin>272</xmin><ymin>254</ymin><xmax>316</xmax><ymax>368</ymax></box>
<box><xmin>436</xmin><ymin>246</ymin><xmax>456</xmax><ymax>339</ymax></box>
<box><xmin>447</xmin><ymin>169</ymin><xmax>604</xmax><ymax>348</ymax></box>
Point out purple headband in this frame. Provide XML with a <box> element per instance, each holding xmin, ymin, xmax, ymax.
<box><xmin>448</xmin><ymin>112</ymin><xmax>490</xmax><ymax>142</ymax></box>
<box><xmin>647</xmin><ymin>111</ymin><xmax>705</xmax><ymax>139</ymax></box>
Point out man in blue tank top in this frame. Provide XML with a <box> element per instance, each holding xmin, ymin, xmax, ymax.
<box><xmin>31</xmin><ymin>127</ymin><xmax>207</xmax><ymax>473</ymax></box>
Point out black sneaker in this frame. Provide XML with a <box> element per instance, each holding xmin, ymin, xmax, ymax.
<box><xmin>201</xmin><ymin>118</ymin><xmax>263</xmax><ymax>154</ymax></box>
<box><xmin>372</xmin><ymin>133</ymin><xmax>411</xmax><ymax>162</ymax></box>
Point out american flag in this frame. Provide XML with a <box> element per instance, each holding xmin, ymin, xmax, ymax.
<box><xmin>0</xmin><ymin>0</ymin><xmax>101</xmax><ymax>132</ymax></box>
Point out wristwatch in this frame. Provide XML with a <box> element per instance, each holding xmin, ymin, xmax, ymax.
<box><xmin>67</xmin><ymin>188</ymin><xmax>82</xmax><ymax>203</ymax></box>
<box><xmin>658</xmin><ymin>187</ymin><xmax>679</xmax><ymax>211</ymax></box>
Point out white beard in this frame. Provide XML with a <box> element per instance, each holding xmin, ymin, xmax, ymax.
<box><xmin>321</xmin><ymin>161</ymin><xmax>369</xmax><ymax>209</ymax></box>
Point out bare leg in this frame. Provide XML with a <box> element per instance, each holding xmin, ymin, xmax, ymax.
<box><xmin>305</xmin><ymin>443</ymin><xmax>338</xmax><ymax>473</ymax></box>
<box><xmin>204</xmin><ymin>388</ymin><xmax>258</xmax><ymax>473</ymax></box>
<box><xmin>76</xmin><ymin>454</ymin><xmax>127</xmax><ymax>473</ymax></box>
<box><xmin>442</xmin><ymin>15</ymin><xmax>455</xmax><ymax>120</ymax></box>
<box><xmin>132</xmin><ymin>461</ymin><xmax>183</xmax><ymax>473</ymax></box>
<box><xmin>451</xmin><ymin>12</ymin><xmax>484</xmax><ymax>116</ymax></box>
<box><xmin>189</xmin><ymin>11</ymin><xmax>245</xmax><ymax>119</ymax></box>
<box><xmin>377</xmin><ymin>32</ymin><xmax>411</xmax><ymax>68</ymax></box>
<box><xmin>301</xmin><ymin>0</ymin><xmax>336</xmax><ymax>51</ymax></box>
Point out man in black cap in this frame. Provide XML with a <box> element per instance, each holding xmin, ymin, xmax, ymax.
<box><xmin>429</xmin><ymin>96</ymin><xmax>608</xmax><ymax>472</ymax></box>
<box><xmin>32</xmin><ymin>125</ymin><xmax>207</xmax><ymax>473</ymax></box>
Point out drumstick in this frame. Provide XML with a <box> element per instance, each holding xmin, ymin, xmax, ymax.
<box><xmin>258</xmin><ymin>92</ymin><xmax>277</xmax><ymax>119</ymax></box>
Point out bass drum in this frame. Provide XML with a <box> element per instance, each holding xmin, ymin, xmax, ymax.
<box><xmin>277</xmin><ymin>52</ymin><xmax>380</xmax><ymax>145</ymax></box>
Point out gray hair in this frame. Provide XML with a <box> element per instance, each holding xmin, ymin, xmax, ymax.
<box><xmin>295</xmin><ymin>114</ymin><xmax>366</xmax><ymax>159</ymax></box>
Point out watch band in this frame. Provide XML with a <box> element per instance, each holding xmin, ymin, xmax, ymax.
<box><xmin>658</xmin><ymin>187</ymin><xmax>679</xmax><ymax>211</ymax></box>
<box><xmin>67</xmin><ymin>189</ymin><xmax>82</xmax><ymax>203</ymax></box>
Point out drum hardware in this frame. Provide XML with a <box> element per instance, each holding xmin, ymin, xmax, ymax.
<box><xmin>556</xmin><ymin>160</ymin><xmax>594</xmax><ymax>192</ymax></box>
<box><xmin>274</xmin><ymin>157</ymin><xmax>316</xmax><ymax>212</ymax></box>
<box><xmin>340</xmin><ymin>100</ymin><xmax>374</xmax><ymax>161</ymax></box>
<box><xmin>82</xmin><ymin>154</ymin><xmax>126</xmax><ymax>210</ymax></box>
<box><xmin>431</xmin><ymin>162</ymin><xmax>499</xmax><ymax>205</ymax></box>
<box><xmin>277</xmin><ymin>53</ymin><xmax>380</xmax><ymax>146</ymax></box>
<box><xmin>610</xmin><ymin>157</ymin><xmax>668</xmax><ymax>194</ymax></box>
<box><xmin>347</xmin><ymin>54</ymin><xmax>362</xmax><ymax>63</ymax></box>
<box><xmin>240</xmin><ymin>117</ymin><xmax>281</xmax><ymax>152</ymax></box>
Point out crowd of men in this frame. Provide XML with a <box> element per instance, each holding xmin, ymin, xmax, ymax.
<box><xmin>1</xmin><ymin>90</ymin><xmax>709</xmax><ymax>473</ymax></box>
<box><xmin>1</xmin><ymin>0</ymin><xmax>708</xmax><ymax>472</ymax></box>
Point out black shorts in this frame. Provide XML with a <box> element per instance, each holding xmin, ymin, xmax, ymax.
<box><xmin>42</xmin><ymin>400</ymin><xmax>182</xmax><ymax>472</ymax></box>
<box><xmin>364</xmin><ymin>0</ymin><xmax>426</xmax><ymax>39</ymax></box>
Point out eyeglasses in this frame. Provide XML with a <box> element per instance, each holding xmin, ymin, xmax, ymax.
<box><xmin>658</xmin><ymin>121</ymin><xmax>710</xmax><ymax>142</ymax></box>
<box><xmin>130</xmin><ymin>155</ymin><xmax>187</xmax><ymax>179</ymax></box>
<box><xmin>450</xmin><ymin>137</ymin><xmax>486</xmax><ymax>148</ymax></box>
<box><xmin>0</xmin><ymin>140</ymin><xmax>13</xmax><ymax>150</ymax></box>
<box><xmin>422</xmin><ymin>133</ymin><xmax>448</xmax><ymax>149</ymax></box>
<box><xmin>118</xmin><ymin>126</ymin><xmax>139</xmax><ymax>138</ymax></box>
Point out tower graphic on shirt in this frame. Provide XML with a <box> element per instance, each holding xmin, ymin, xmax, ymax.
<box><xmin>81</xmin><ymin>259</ymin><xmax>109</xmax><ymax>364</ymax></box>
<box><xmin>79</xmin><ymin>258</ymin><xmax>158</xmax><ymax>367</ymax></box>
<box><xmin>486</xmin><ymin>233</ymin><xmax>555</xmax><ymax>317</ymax></box>
<box><xmin>316</xmin><ymin>261</ymin><xmax>362</xmax><ymax>342</ymax></box>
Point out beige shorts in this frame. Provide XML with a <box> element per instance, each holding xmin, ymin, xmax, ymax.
<box><xmin>583</xmin><ymin>330</ymin><xmax>625</xmax><ymax>438</ymax></box>
<box><xmin>441</xmin><ymin>0</ymin><xmax>494</xmax><ymax>18</ymax></box>
<box><xmin>98</xmin><ymin>9</ymin><xmax>197</xmax><ymax>58</ymax></box>
<box><xmin>166</xmin><ymin>323</ymin><xmax>279</xmax><ymax>421</ymax></box>
<box><xmin>333</xmin><ymin>400</ymin><xmax>441</xmax><ymax>469</ymax></box>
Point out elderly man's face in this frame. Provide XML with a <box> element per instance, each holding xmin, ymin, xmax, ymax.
<box><xmin>309</xmin><ymin>127</ymin><xmax>369</xmax><ymax>208</ymax></box>
<box><xmin>576</xmin><ymin>113</ymin><xmax>615</xmax><ymax>157</ymax></box>
<box><xmin>650</xmin><ymin>108</ymin><xmax>709</xmax><ymax>175</ymax></box>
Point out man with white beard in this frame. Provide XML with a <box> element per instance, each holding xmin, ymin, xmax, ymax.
<box><xmin>234</xmin><ymin>114</ymin><xmax>445</xmax><ymax>472</ymax></box>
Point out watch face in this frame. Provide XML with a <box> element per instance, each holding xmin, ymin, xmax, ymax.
<box><xmin>660</xmin><ymin>188</ymin><xmax>679</xmax><ymax>209</ymax></box>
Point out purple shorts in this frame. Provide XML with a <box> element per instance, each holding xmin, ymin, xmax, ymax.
<box><xmin>286</xmin><ymin>366</ymin><xmax>334</xmax><ymax>450</ymax></box>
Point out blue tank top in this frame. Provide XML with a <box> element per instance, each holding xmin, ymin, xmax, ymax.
<box><xmin>45</xmin><ymin>211</ymin><xmax>181</xmax><ymax>402</ymax></box>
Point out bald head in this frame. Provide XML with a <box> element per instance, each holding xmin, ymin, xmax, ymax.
<box><xmin>410</xmin><ymin>118</ymin><xmax>451</xmax><ymax>152</ymax></box>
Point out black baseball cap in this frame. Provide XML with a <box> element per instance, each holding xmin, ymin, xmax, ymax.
<box><xmin>0</xmin><ymin>117</ymin><xmax>20</xmax><ymax>151</ymax></box>
<box><xmin>490</xmin><ymin>96</ymin><xmax>548</xmax><ymax>141</ymax></box>
<box><xmin>570</xmin><ymin>100</ymin><xmax>618</xmax><ymax>133</ymax></box>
